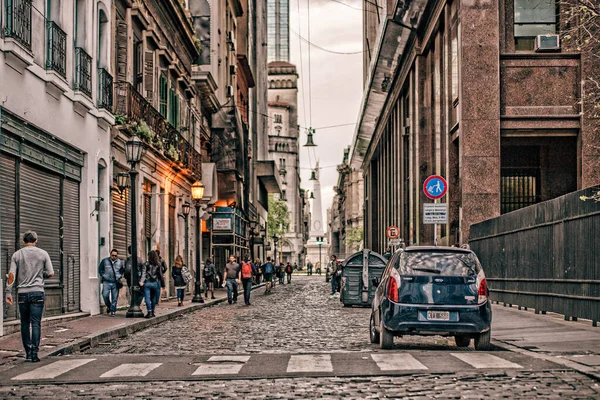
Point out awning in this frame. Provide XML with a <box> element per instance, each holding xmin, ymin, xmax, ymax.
<box><xmin>256</xmin><ymin>160</ymin><xmax>282</xmax><ymax>194</ymax></box>
<box><xmin>201</xmin><ymin>162</ymin><xmax>219</xmax><ymax>204</ymax></box>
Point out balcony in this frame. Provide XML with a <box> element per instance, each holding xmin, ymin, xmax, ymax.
<box><xmin>114</xmin><ymin>81</ymin><xmax>202</xmax><ymax>179</ymax></box>
<box><xmin>46</xmin><ymin>21</ymin><xmax>67</xmax><ymax>78</ymax></box>
<box><xmin>98</xmin><ymin>69</ymin><xmax>113</xmax><ymax>110</ymax></box>
<box><xmin>74</xmin><ymin>48</ymin><xmax>92</xmax><ymax>97</ymax></box>
<box><xmin>4</xmin><ymin>0</ymin><xmax>32</xmax><ymax>50</ymax></box>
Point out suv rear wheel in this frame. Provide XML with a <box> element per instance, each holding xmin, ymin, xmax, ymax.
<box><xmin>454</xmin><ymin>335</ymin><xmax>471</xmax><ymax>347</ymax></box>
<box><xmin>379</xmin><ymin>317</ymin><xmax>394</xmax><ymax>349</ymax></box>
<box><xmin>369</xmin><ymin>312</ymin><xmax>380</xmax><ymax>344</ymax></box>
<box><xmin>474</xmin><ymin>330</ymin><xmax>492</xmax><ymax>350</ymax></box>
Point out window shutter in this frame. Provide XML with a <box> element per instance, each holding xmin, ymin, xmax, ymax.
<box><xmin>159</xmin><ymin>74</ymin><xmax>167</xmax><ymax>117</ymax></box>
<box><xmin>116</xmin><ymin>20</ymin><xmax>128</xmax><ymax>82</ymax></box>
<box><xmin>144</xmin><ymin>51</ymin><xmax>154</xmax><ymax>102</ymax></box>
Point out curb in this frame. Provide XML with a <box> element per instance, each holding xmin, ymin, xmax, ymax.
<box><xmin>48</xmin><ymin>283</ymin><xmax>265</xmax><ymax>357</ymax></box>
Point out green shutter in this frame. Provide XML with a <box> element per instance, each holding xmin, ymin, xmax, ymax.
<box><xmin>159</xmin><ymin>74</ymin><xmax>167</xmax><ymax>118</ymax></box>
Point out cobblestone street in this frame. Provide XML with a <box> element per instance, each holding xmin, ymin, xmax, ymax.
<box><xmin>84</xmin><ymin>276</ymin><xmax>452</xmax><ymax>355</ymax></box>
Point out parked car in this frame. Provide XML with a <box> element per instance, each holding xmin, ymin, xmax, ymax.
<box><xmin>369</xmin><ymin>246</ymin><xmax>492</xmax><ymax>350</ymax></box>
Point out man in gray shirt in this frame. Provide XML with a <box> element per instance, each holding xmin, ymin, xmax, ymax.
<box><xmin>5</xmin><ymin>231</ymin><xmax>54</xmax><ymax>362</ymax></box>
<box><xmin>223</xmin><ymin>255</ymin><xmax>240</xmax><ymax>304</ymax></box>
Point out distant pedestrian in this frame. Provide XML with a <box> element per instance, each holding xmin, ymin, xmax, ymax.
<box><xmin>98</xmin><ymin>249</ymin><xmax>124</xmax><ymax>317</ymax></box>
<box><xmin>155</xmin><ymin>249</ymin><xmax>168</xmax><ymax>304</ymax></box>
<box><xmin>124</xmin><ymin>245</ymin><xmax>144</xmax><ymax>307</ymax></box>
<box><xmin>329</xmin><ymin>255</ymin><xmax>340</xmax><ymax>295</ymax></box>
<box><xmin>223</xmin><ymin>255</ymin><xmax>240</xmax><ymax>304</ymax></box>
<box><xmin>307</xmin><ymin>261</ymin><xmax>313</xmax><ymax>276</ymax></box>
<box><xmin>277</xmin><ymin>263</ymin><xmax>285</xmax><ymax>284</ymax></box>
<box><xmin>5</xmin><ymin>231</ymin><xmax>54</xmax><ymax>363</ymax></box>
<box><xmin>139</xmin><ymin>250</ymin><xmax>164</xmax><ymax>318</ymax></box>
<box><xmin>240</xmin><ymin>256</ymin><xmax>254</xmax><ymax>305</ymax></box>
<box><xmin>172</xmin><ymin>255</ymin><xmax>191</xmax><ymax>306</ymax></box>
<box><xmin>262</xmin><ymin>257</ymin><xmax>275</xmax><ymax>294</ymax></box>
<box><xmin>293</xmin><ymin>262</ymin><xmax>298</xmax><ymax>271</ymax></box>
<box><xmin>203</xmin><ymin>257</ymin><xmax>217</xmax><ymax>299</ymax></box>
<box><xmin>285</xmin><ymin>262</ymin><xmax>293</xmax><ymax>284</ymax></box>
<box><xmin>255</xmin><ymin>258</ymin><xmax>262</xmax><ymax>284</ymax></box>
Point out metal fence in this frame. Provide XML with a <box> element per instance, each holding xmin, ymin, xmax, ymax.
<box><xmin>469</xmin><ymin>186</ymin><xmax>600</xmax><ymax>326</ymax></box>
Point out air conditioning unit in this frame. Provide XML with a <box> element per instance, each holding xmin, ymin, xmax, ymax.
<box><xmin>227</xmin><ymin>31</ymin><xmax>236</xmax><ymax>51</ymax></box>
<box><xmin>535</xmin><ymin>34</ymin><xmax>560</xmax><ymax>52</ymax></box>
<box><xmin>230</xmin><ymin>65</ymin><xmax>237</xmax><ymax>75</ymax></box>
<box><xmin>226</xmin><ymin>85</ymin><xmax>234</xmax><ymax>98</ymax></box>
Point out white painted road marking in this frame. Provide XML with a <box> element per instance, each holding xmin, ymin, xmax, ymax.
<box><xmin>192</xmin><ymin>355</ymin><xmax>251</xmax><ymax>375</ymax></box>
<box><xmin>100</xmin><ymin>363</ymin><xmax>163</xmax><ymax>378</ymax></box>
<box><xmin>451</xmin><ymin>353</ymin><xmax>523</xmax><ymax>369</ymax></box>
<box><xmin>286</xmin><ymin>354</ymin><xmax>333</xmax><ymax>373</ymax></box>
<box><xmin>371</xmin><ymin>353</ymin><xmax>428</xmax><ymax>371</ymax></box>
<box><xmin>12</xmin><ymin>359</ymin><xmax>96</xmax><ymax>381</ymax></box>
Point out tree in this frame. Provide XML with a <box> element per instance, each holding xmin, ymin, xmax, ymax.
<box><xmin>345</xmin><ymin>227</ymin><xmax>364</xmax><ymax>252</ymax></box>
<box><xmin>267</xmin><ymin>194</ymin><xmax>290</xmax><ymax>238</ymax></box>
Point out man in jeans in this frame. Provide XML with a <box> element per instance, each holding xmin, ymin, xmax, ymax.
<box><xmin>222</xmin><ymin>255</ymin><xmax>240</xmax><ymax>304</ymax></box>
<box><xmin>5</xmin><ymin>231</ymin><xmax>54</xmax><ymax>362</ymax></box>
<box><xmin>98</xmin><ymin>249</ymin><xmax>124</xmax><ymax>316</ymax></box>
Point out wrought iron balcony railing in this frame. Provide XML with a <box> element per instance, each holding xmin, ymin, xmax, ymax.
<box><xmin>98</xmin><ymin>68</ymin><xmax>113</xmax><ymax>110</ymax></box>
<box><xmin>46</xmin><ymin>21</ymin><xmax>67</xmax><ymax>78</ymax></box>
<box><xmin>113</xmin><ymin>81</ymin><xmax>202</xmax><ymax>179</ymax></box>
<box><xmin>4</xmin><ymin>0</ymin><xmax>32</xmax><ymax>50</ymax></box>
<box><xmin>74</xmin><ymin>47</ymin><xmax>92</xmax><ymax>97</ymax></box>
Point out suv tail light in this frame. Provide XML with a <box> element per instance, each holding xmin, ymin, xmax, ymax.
<box><xmin>478</xmin><ymin>278</ymin><xmax>487</xmax><ymax>304</ymax></box>
<box><xmin>388</xmin><ymin>277</ymin><xmax>399</xmax><ymax>303</ymax></box>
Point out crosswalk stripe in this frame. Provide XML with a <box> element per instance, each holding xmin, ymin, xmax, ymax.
<box><xmin>100</xmin><ymin>363</ymin><xmax>162</xmax><ymax>378</ymax></box>
<box><xmin>286</xmin><ymin>354</ymin><xmax>333</xmax><ymax>373</ymax></box>
<box><xmin>192</xmin><ymin>355</ymin><xmax>251</xmax><ymax>376</ymax></box>
<box><xmin>371</xmin><ymin>353</ymin><xmax>428</xmax><ymax>371</ymax></box>
<box><xmin>208</xmin><ymin>356</ymin><xmax>251</xmax><ymax>363</ymax></box>
<box><xmin>451</xmin><ymin>353</ymin><xmax>523</xmax><ymax>369</ymax></box>
<box><xmin>12</xmin><ymin>359</ymin><xmax>96</xmax><ymax>381</ymax></box>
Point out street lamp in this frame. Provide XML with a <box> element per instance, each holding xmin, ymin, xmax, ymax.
<box><xmin>191</xmin><ymin>180</ymin><xmax>205</xmax><ymax>303</ymax></box>
<box><xmin>125</xmin><ymin>136</ymin><xmax>145</xmax><ymax>318</ymax></box>
<box><xmin>116</xmin><ymin>172</ymin><xmax>130</xmax><ymax>196</ymax></box>
<box><xmin>178</xmin><ymin>202</ymin><xmax>191</xmax><ymax>267</ymax></box>
<box><xmin>249</xmin><ymin>220</ymin><xmax>258</xmax><ymax>261</ymax></box>
<box><xmin>316</xmin><ymin>236</ymin><xmax>324</xmax><ymax>276</ymax></box>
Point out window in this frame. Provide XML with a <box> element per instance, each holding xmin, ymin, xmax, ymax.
<box><xmin>168</xmin><ymin>87</ymin><xmax>180</xmax><ymax>129</ymax></box>
<box><xmin>501</xmin><ymin>146</ymin><xmax>541</xmax><ymax>213</ymax></box>
<box><xmin>274</xmin><ymin>113</ymin><xmax>282</xmax><ymax>124</ymax></box>
<box><xmin>514</xmin><ymin>0</ymin><xmax>557</xmax><ymax>51</ymax></box>
<box><xmin>281</xmin><ymin>190</ymin><xmax>287</xmax><ymax>201</ymax></box>
<box><xmin>279</xmin><ymin>158</ymin><xmax>286</xmax><ymax>168</ymax></box>
<box><xmin>134</xmin><ymin>40</ymin><xmax>143</xmax><ymax>93</ymax></box>
<box><xmin>159</xmin><ymin>74</ymin><xmax>168</xmax><ymax>117</ymax></box>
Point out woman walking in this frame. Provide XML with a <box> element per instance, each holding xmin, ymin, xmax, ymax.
<box><xmin>139</xmin><ymin>250</ymin><xmax>164</xmax><ymax>318</ymax></box>
<box><xmin>204</xmin><ymin>258</ymin><xmax>217</xmax><ymax>299</ymax></box>
<box><xmin>172</xmin><ymin>255</ymin><xmax>191</xmax><ymax>306</ymax></box>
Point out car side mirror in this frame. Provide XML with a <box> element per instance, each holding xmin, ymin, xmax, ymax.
<box><xmin>372</xmin><ymin>277</ymin><xmax>380</xmax><ymax>286</ymax></box>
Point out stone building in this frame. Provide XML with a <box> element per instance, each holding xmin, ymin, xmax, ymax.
<box><xmin>1</xmin><ymin>0</ymin><xmax>115</xmax><ymax>325</ymax></box>
<box><xmin>267</xmin><ymin>61</ymin><xmax>304</xmax><ymax>265</ymax></box>
<box><xmin>351</xmin><ymin>0</ymin><xmax>600</xmax><ymax>252</ymax></box>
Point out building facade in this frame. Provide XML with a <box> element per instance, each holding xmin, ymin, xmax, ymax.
<box><xmin>352</xmin><ymin>0</ymin><xmax>600</xmax><ymax>253</ymax></box>
<box><xmin>267</xmin><ymin>0</ymin><xmax>289</xmax><ymax>62</ymax></box>
<box><xmin>0</xmin><ymin>0</ymin><xmax>115</xmax><ymax>324</ymax></box>
<box><xmin>267</xmin><ymin>61</ymin><xmax>303</xmax><ymax>265</ymax></box>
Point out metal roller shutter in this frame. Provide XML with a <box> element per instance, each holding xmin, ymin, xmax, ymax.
<box><xmin>62</xmin><ymin>179</ymin><xmax>80</xmax><ymax>312</ymax></box>
<box><xmin>0</xmin><ymin>153</ymin><xmax>18</xmax><ymax>321</ymax></box>
<box><xmin>19</xmin><ymin>163</ymin><xmax>62</xmax><ymax>316</ymax></box>
<box><xmin>112</xmin><ymin>187</ymin><xmax>129</xmax><ymax>258</ymax></box>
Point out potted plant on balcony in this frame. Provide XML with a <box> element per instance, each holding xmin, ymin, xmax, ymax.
<box><xmin>133</xmin><ymin>120</ymin><xmax>155</xmax><ymax>144</ymax></box>
<box><xmin>166</xmin><ymin>145</ymin><xmax>180</xmax><ymax>162</ymax></box>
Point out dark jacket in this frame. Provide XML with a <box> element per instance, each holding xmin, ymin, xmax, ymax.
<box><xmin>140</xmin><ymin>262</ymin><xmax>164</xmax><ymax>286</ymax></box>
<box><xmin>98</xmin><ymin>257</ymin><xmax>124</xmax><ymax>283</ymax></box>
<box><xmin>172</xmin><ymin>266</ymin><xmax>186</xmax><ymax>287</ymax></box>
<box><xmin>203</xmin><ymin>263</ymin><xmax>217</xmax><ymax>280</ymax></box>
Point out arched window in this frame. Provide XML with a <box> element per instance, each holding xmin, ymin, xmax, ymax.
<box><xmin>97</xmin><ymin>3</ymin><xmax>109</xmax><ymax>68</ymax></box>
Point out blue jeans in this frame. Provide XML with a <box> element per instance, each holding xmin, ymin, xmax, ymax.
<box><xmin>18</xmin><ymin>292</ymin><xmax>45</xmax><ymax>356</ymax></box>
<box><xmin>143</xmin><ymin>281</ymin><xmax>161</xmax><ymax>312</ymax></box>
<box><xmin>331</xmin><ymin>275</ymin><xmax>339</xmax><ymax>294</ymax></box>
<box><xmin>177</xmin><ymin>288</ymin><xmax>185</xmax><ymax>301</ymax></box>
<box><xmin>242</xmin><ymin>278</ymin><xmax>253</xmax><ymax>304</ymax></box>
<box><xmin>102</xmin><ymin>281</ymin><xmax>119</xmax><ymax>313</ymax></box>
<box><xmin>226</xmin><ymin>279</ymin><xmax>238</xmax><ymax>303</ymax></box>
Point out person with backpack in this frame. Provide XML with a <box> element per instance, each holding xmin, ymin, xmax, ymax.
<box><xmin>203</xmin><ymin>257</ymin><xmax>217</xmax><ymax>299</ymax></box>
<box><xmin>222</xmin><ymin>255</ymin><xmax>240</xmax><ymax>304</ymax></box>
<box><xmin>285</xmin><ymin>262</ymin><xmax>293</xmax><ymax>284</ymax></box>
<box><xmin>240</xmin><ymin>256</ymin><xmax>255</xmax><ymax>305</ymax></box>
<box><xmin>262</xmin><ymin>256</ymin><xmax>275</xmax><ymax>294</ymax></box>
<box><xmin>172</xmin><ymin>255</ymin><xmax>191</xmax><ymax>306</ymax></box>
<box><xmin>254</xmin><ymin>258</ymin><xmax>262</xmax><ymax>284</ymax></box>
<box><xmin>139</xmin><ymin>250</ymin><xmax>164</xmax><ymax>318</ymax></box>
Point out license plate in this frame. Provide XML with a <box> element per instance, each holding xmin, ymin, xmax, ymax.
<box><xmin>427</xmin><ymin>311</ymin><xmax>450</xmax><ymax>321</ymax></box>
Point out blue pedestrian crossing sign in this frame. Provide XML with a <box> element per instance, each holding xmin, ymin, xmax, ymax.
<box><xmin>423</xmin><ymin>175</ymin><xmax>447</xmax><ymax>200</ymax></box>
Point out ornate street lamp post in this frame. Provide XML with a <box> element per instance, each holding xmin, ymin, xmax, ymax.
<box><xmin>272</xmin><ymin>234</ymin><xmax>278</xmax><ymax>264</ymax></box>
<box><xmin>316</xmin><ymin>236</ymin><xmax>324</xmax><ymax>276</ymax></box>
<box><xmin>125</xmin><ymin>136</ymin><xmax>145</xmax><ymax>318</ymax></box>
<box><xmin>191</xmin><ymin>180</ymin><xmax>205</xmax><ymax>303</ymax></box>
<box><xmin>178</xmin><ymin>202</ymin><xmax>191</xmax><ymax>267</ymax></box>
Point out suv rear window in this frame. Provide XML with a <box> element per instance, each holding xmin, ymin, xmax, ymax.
<box><xmin>396</xmin><ymin>251</ymin><xmax>481</xmax><ymax>276</ymax></box>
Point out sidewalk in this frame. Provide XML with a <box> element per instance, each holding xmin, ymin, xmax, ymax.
<box><xmin>491</xmin><ymin>303</ymin><xmax>600</xmax><ymax>379</ymax></box>
<box><xmin>0</xmin><ymin>284</ymin><xmax>263</xmax><ymax>368</ymax></box>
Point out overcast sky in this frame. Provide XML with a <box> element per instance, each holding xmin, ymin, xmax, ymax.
<box><xmin>290</xmin><ymin>0</ymin><xmax>364</xmax><ymax>231</ymax></box>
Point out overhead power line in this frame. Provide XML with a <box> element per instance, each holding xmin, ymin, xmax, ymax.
<box><xmin>290</xmin><ymin>28</ymin><xmax>365</xmax><ymax>55</ymax></box>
